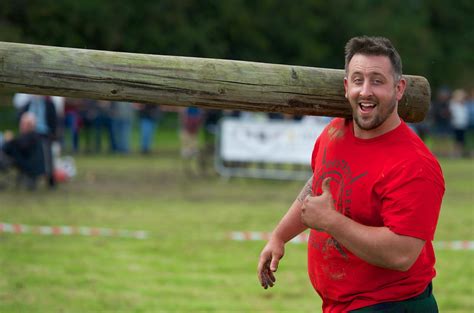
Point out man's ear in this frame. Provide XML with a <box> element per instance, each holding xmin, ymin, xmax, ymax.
<box><xmin>396</xmin><ymin>77</ymin><xmax>407</xmax><ymax>101</ymax></box>
<box><xmin>344</xmin><ymin>77</ymin><xmax>348</xmax><ymax>98</ymax></box>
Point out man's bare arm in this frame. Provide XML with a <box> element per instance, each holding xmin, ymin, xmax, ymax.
<box><xmin>257</xmin><ymin>176</ymin><xmax>312</xmax><ymax>289</ymax></box>
<box><xmin>297</xmin><ymin>175</ymin><xmax>313</xmax><ymax>203</ymax></box>
<box><xmin>272</xmin><ymin>175</ymin><xmax>312</xmax><ymax>242</ymax></box>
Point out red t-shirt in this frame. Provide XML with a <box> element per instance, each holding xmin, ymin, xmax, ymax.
<box><xmin>308</xmin><ymin>118</ymin><xmax>445</xmax><ymax>312</ymax></box>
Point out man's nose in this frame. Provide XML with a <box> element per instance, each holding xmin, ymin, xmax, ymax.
<box><xmin>359</xmin><ymin>81</ymin><xmax>373</xmax><ymax>97</ymax></box>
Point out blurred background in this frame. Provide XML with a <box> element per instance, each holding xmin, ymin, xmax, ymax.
<box><xmin>0</xmin><ymin>1</ymin><xmax>473</xmax><ymax>312</ymax></box>
<box><xmin>0</xmin><ymin>0</ymin><xmax>473</xmax><ymax>158</ymax></box>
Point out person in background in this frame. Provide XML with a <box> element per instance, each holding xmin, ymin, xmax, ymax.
<box><xmin>1</xmin><ymin>113</ymin><xmax>44</xmax><ymax>190</ymax></box>
<box><xmin>467</xmin><ymin>88</ymin><xmax>474</xmax><ymax>155</ymax></box>
<box><xmin>94</xmin><ymin>100</ymin><xmax>116</xmax><ymax>153</ymax></box>
<box><xmin>180</xmin><ymin>106</ymin><xmax>203</xmax><ymax>159</ymax></box>
<box><xmin>63</xmin><ymin>97</ymin><xmax>82</xmax><ymax>153</ymax></box>
<box><xmin>200</xmin><ymin>109</ymin><xmax>222</xmax><ymax>174</ymax></box>
<box><xmin>111</xmin><ymin>101</ymin><xmax>134</xmax><ymax>154</ymax></box>
<box><xmin>78</xmin><ymin>99</ymin><xmax>99</xmax><ymax>154</ymax></box>
<box><xmin>179</xmin><ymin>106</ymin><xmax>204</xmax><ymax>176</ymax></box>
<box><xmin>19</xmin><ymin>95</ymin><xmax>57</xmax><ymax>188</ymax></box>
<box><xmin>449</xmin><ymin>89</ymin><xmax>469</xmax><ymax>158</ymax></box>
<box><xmin>136</xmin><ymin>103</ymin><xmax>161</xmax><ymax>154</ymax></box>
<box><xmin>257</xmin><ymin>36</ymin><xmax>444</xmax><ymax>312</ymax></box>
<box><xmin>51</xmin><ymin>96</ymin><xmax>65</xmax><ymax>152</ymax></box>
<box><xmin>431</xmin><ymin>87</ymin><xmax>452</xmax><ymax>137</ymax></box>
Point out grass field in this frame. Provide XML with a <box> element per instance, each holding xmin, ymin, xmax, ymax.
<box><xmin>0</xmin><ymin>137</ymin><xmax>473</xmax><ymax>312</ymax></box>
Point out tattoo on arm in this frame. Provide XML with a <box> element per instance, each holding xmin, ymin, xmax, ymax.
<box><xmin>297</xmin><ymin>176</ymin><xmax>313</xmax><ymax>203</ymax></box>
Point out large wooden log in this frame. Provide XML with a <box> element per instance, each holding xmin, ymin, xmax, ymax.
<box><xmin>0</xmin><ymin>41</ymin><xmax>430</xmax><ymax>122</ymax></box>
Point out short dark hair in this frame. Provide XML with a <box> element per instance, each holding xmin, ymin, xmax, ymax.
<box><xmin>344</xmin><ymin>36</ymin><xmax>403</xmax><ymax>81</ymax></box>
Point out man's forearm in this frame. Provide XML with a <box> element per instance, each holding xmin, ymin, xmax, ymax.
<box><xmin>270</xmin><ymin>176</ymin><xmax>313</xmax><ymax>243</ymax></box>
<box><xmin>271</xmin><ymin>199</ymin><xmax>308</xmax><ymax>243</ymax></box>
<box><xmin>326</xmin><ymin>212</ymin><xmax>425</xmax><ymax>271</ymax></box>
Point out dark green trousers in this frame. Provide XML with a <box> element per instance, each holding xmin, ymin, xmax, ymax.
<box><xmin>350</xmin><ymin>283</ymin><xmax>438</xmax><ymax>313</ymax></box>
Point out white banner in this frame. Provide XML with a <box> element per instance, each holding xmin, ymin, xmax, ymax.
<box><xmin>219</xmin><ymin>117</ymin><xmax>329</xmax><ymax>164</ymax></box>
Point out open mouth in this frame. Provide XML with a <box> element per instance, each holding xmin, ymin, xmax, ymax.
<box><xmin>358</xmin><ymin>102</ymin><xmax>376</xmax><ymax>114</ymax></box>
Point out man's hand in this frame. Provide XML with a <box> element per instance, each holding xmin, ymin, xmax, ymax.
<box><xmin>301</xmin><ymin>177</ymin><xmax>338</xmax><ymax>231</ymax></box>
<box><xmin>257</xmin><ymin>239</ymin><xmax>285</xmax><ymax>289</ymax></box>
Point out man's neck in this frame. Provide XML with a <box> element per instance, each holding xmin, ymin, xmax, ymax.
<box><xmin>353</xmin><ymin>114</ymin><xmax>401</xmax><ymax>140</ymax></box>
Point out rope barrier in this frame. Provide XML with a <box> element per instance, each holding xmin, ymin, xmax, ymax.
<box><xmin>228</xmin><ymin>231</ymin><xmax>474</xmax><ymax>251</ymax></box>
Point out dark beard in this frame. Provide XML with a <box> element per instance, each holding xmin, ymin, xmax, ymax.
<box><xmin>354</xmin><ymin>98</ymin><xmax>397</xmax><ymax>131</ymax></box>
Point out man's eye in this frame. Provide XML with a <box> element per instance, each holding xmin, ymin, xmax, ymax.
<box><xmin>373</xmin><ymin>79</ymin><xmax>383</xmax><ymax>85</ymax></box>
<box><xmin>353</xmin><ymin>78</ymin><xmax>363</xmax><ymax>84</ymax></box>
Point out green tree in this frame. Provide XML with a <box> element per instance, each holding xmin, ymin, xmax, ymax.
<box><xmin>0</xmin><ymin>0</ymin><xmax>472</xmax><ymax>91</ymax></box>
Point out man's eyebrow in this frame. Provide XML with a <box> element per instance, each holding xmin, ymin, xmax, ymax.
<box><xmin>350</xmin><ymin>71</ymin><xmax>387</xmax><ymax>78</ymax></box>
<box><xmin>371</xmin><ymin>72</ymin><xmax>386</xmax><ymax>77</ymax></box>
<box><xmin>349</xmin><ymin>71</ymin><xmax>363</xmax><ymax>77</ymax></box>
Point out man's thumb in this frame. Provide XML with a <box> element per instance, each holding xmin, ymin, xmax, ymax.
<box><xmin>322</xmin><ymin>177</ymin><xmax>332</xmax><ymax>194</ymax></box>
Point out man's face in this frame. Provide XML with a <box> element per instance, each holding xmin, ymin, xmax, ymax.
<box><xmin>20</xmin><ymin>115</ymin><xmax>36</xmax><ymax>134</ymax></box>
<box><xmin>344</xmin><ymin>54</ymin><xmax>406</xmax><ymax>135</ymax></box>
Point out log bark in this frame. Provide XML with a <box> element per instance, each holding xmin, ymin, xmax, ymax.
<box><xmin>0</xmin><ymin>41</ymin><xmax>430</xmax><ymax>122</ymax></box>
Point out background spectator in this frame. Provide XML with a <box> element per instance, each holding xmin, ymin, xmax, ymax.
<box><xmin>63</xmin><ymin>98</ymin><xmax>82</xmax><ymax>153</ymax></box>
<box><xmin>136</xmin><ymin>103</ymin><xmax>161</xmax><ymax>154</ymax></box>
<box><xmin>1</xmin><ymin>113</ymin><xmax>44</xmax><ymax>190</ymax></box>
<box><xmin>94</xmin><ymin>100</ymin><xmax>116</xmax><ymax>153</ymax></box>
<box><xmin>111</xmin><ymin>101</ymin><xmax>134</xmax><ymax>154</ymax></box>
<box><xmin>432</xmin><ymin>87</ymin><xmax>452</xmax><ymax>136</ymax></box>
<box><xmin>180</xmin><ymin>106</ymin><xmax>203</xmax><ymax>159</ymax></box>
<box><xmin>449</xmin><ymin>89</ymin><xmax>469</xmax><ymax>158</ymax></box>
<box><xmin>19</xmin><ymin>95</ymin><xmax>57</xmax><ymax>188</ymax></box>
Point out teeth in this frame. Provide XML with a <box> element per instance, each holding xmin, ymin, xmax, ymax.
<box><xmin>359</xmin><ymin>103</ymin><xmax>375</xmax><ymax>108</ymax></box>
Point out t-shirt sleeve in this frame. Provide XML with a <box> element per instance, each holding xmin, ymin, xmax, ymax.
<box><xmin>311</xmin><ymin>136</ymin><xmax>321</xmax><ymax>172</ymax></box>
<box><xmin>311</xmin><ymin>119</ymin><xmax>338</xmax><ymax>171</ymax></box>
<box><xmin>378</xmin><ymin>161</ymin><xmax>445</xmax><ymax>241</ymax></box>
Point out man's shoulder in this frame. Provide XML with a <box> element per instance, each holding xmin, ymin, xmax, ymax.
<box><xmin>320</xmin><ymin>118</ymin><xmax>351</xmax><ymax>140</ymax></box>
<box><xmin>327</xmin><ymin>117</ymin><xmax>348</xmax><ymax>128</ymax></box>
<box><xmin>382</xmin><ymin>146</ymin><xmax>444</xmax><ymax>189</ymax></box>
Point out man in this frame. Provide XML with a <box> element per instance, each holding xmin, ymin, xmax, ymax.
<box><xmin>20</xmin><ymin>95</ymin><xmax>57</xmax><ymax>188</ymax></box>
<box><xmin>2</xmin><ymin>113</ymin><xmax>45</xmax><ymax>190</ymax></box>
<box><xmin>257</xmin><ymin>36</ymin><xmax>444</xmax><ymax>312</ymax></box>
